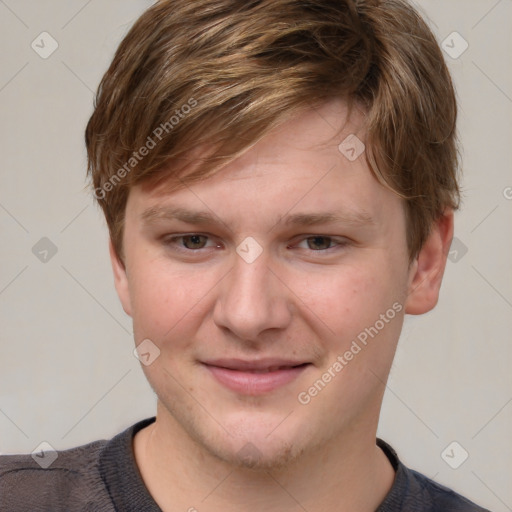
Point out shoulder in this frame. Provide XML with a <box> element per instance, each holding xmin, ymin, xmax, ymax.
<box><xmin>0</xmin><ymin>439</ymin><xmax>114</xmax><ymax>511</ymax></box>
<box><xmin>405</xmin><ymin>468</ymin><xmax>492</xmax><ymax>512</ymax></box>
<box><xmin>377</xmin><ymin>439</ymin><xmax>492</xmax><ymax>512</ymax></box>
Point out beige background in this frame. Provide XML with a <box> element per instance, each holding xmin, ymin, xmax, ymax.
<box><xmin>0</xmin><ymin>1</ymin><xmax>511</xmax><ymax>510</ymax></box>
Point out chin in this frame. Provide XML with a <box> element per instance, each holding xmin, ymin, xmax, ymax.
<box><xmin>202</xmin><ymin>414</ymin><xmax>313</xmax><ymax>471</ymax></box>
<box><xmin>214</xmin><ymin>436</ymin><xmax>304</xmax><ymax>471</ymax></box>
<box><xmin>156</xmin><ymin>387</ymin><xmax>323</xmax><ymax>470</ymax></box>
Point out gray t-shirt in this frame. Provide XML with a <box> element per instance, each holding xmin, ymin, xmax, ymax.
<box><xmin>0</xmin><ymin>417</ymin><xmax>491</xmax><ymax>511</ymax></box>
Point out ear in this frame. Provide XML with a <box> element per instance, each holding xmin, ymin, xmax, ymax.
<box><xmin>109</xmin><ymin>240</ymin><xmax>133</xmax><ymax>317</ymax></box>
<box><xmin>404</xmin><ymin>209</ymin><xmax>454</xmax><ymax>315</ymax></box>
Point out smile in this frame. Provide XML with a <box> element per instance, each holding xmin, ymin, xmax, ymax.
<box><xmin>202</xmin><ymin>360</ymin><xmax>311</xmax><ymax>395</ymax></box>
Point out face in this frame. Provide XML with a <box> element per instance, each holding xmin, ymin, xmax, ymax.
<box><xmin>112</xmin><ymin>99</ymin><xmax>452</xmax><ymax>469</ymax></box>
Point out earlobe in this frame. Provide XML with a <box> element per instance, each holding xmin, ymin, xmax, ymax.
<box><xmin>109</xmin><ymin>240</ymin><xmax>133</xmax><ymax>317</ymax></box>
<box><xmin>404</xmin><ymin>210</ymin><xmax>454</xmax><ymax>315</ymax></box>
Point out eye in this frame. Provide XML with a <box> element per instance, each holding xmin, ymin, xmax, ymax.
<box><xmin>295</xmin><ymin>235</ymin><xmax>347</xmax><ymax>252</ymax></box>
<box><xmin>163</xmin><ymin>234</ymin><xmax>218</xmax><ymax>251</ymax></box>
<box><xmin>180</xmin><ymin>234</ymin><xmax>209</xmax><ymax>250</ymax></box>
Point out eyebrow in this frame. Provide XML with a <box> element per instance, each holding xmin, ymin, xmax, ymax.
<box><xmin>140</xmin><ymin>206</ymin><xmax>374</xmax><ymax>228</ymax></box>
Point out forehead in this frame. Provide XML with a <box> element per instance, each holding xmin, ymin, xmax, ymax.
<box><xmin>232</xmin><ymin>98</ymin><xmax>363</xmax><ymax>168</ymax></box>
<box><xmin>127</xmin><ymin>98</ymin><xmax>402</xmax><ymax>230</ymax></box>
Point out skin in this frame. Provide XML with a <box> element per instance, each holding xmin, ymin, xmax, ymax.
<box><xmin>110</xmin><ymin>99</ymin><xmax>454</xmax><ymax>512</ymax></box>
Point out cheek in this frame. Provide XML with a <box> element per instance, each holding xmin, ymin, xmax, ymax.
<box><xmin>126</xmin><ymin>243</ymin><xmax>408</xmax><ymax>350</ymax></box>
<box><xmin>294</xmin><ymin>264</ymin><xmax>392</xmax><ymax>336</ymax></box>
<box><xmin>127</xmin><ymin>257</ymin><xmax>219</xmax><ymax>342</ymax></box>
<box><xmin>294</xmin><ymin>260</ymin><xmax>407</xmax><ymax>382</ymax></box>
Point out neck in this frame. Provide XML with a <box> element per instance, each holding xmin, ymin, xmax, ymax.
<box><xmin>134</xmin><ymin>403</ymin><xmax>395</xmax><ymax>512</ymax></box>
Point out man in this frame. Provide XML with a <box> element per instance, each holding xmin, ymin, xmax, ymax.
<box><xmin>0</xmin><ymin>0</ymin><xmax>491</xmax><ymax>510</ymax></box>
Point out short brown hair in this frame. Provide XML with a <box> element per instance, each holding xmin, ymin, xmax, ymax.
<box><xmin>86</xmin><ymin>0</ymin><xmax>459</xmax><ymax>260</ymax></box>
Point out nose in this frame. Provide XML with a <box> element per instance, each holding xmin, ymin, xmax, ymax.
<box><xmin>213</xmin><ymin>249</ymin><xmax>292</xmax><ymax>342</ymax></box>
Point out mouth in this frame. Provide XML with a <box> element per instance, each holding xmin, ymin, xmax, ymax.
<box><xmin>202</xmin><ymin>359</ymin><xmax>311</xmax><ymax>395</ymax></box>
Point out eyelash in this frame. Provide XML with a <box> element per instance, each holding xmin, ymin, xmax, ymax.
<box><xmin>162</xmin><ymin>234</ymin><xmax>348</xmax><ymax>254</ymax></box>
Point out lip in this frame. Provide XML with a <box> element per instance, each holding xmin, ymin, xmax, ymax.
<box><xmin>202</xmin><ymin>358</ymin><xmax>311</xmax><ymax>395</ymax></box>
